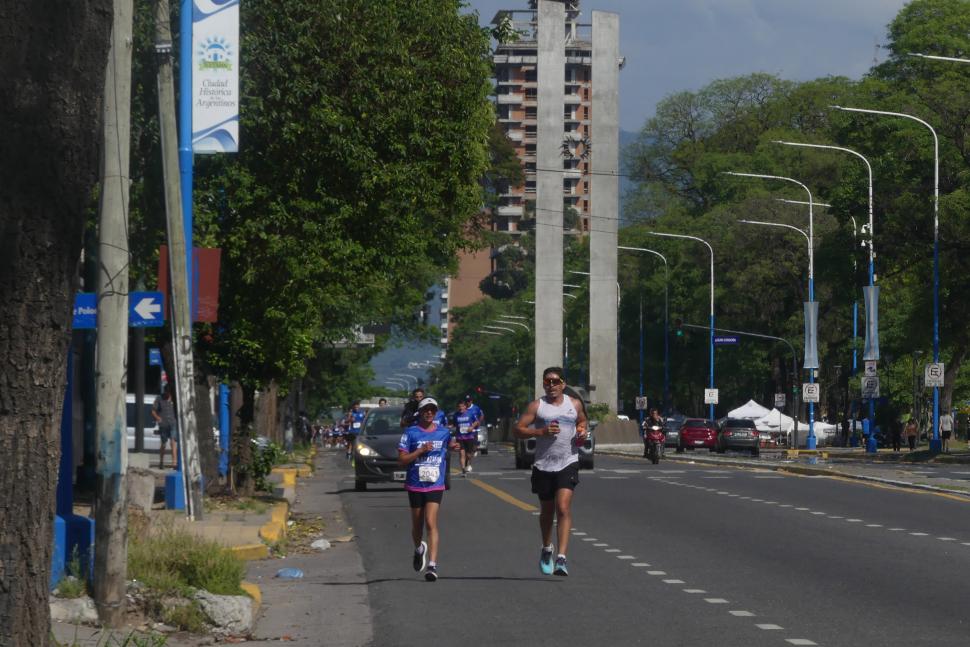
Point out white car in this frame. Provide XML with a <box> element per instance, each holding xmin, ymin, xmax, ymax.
<box><xmin>126</xmin><ymin>393</ymin><xmax>161</xmax><ymax>451</ymax></box>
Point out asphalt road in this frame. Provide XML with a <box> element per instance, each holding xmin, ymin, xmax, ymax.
<box><xmin>338</xmin><ymin>446</ymin><xmax>970</xmax><ymax>647</ymax></box>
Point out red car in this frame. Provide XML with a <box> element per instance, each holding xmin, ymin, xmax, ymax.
<box><xmin>677</xmin><ymin>418</ymin><xmax>718</xmax><ymax>452</ymax></box>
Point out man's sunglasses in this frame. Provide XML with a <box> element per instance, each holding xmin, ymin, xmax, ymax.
<box><xmin>542</xmin><ymin>377</ymin><xmax>563</xmax><ymax>386</ymax></box>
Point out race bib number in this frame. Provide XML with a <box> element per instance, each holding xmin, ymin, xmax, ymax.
<box><xmin>459</xmin><ymin>424</ymin><xmax>470</xmax><ymax>434</ymax></box>
<box><xmin>418</xmin><ymin>465</ymin><xmax>440</xmax><ymax>483</ymax></box>
<box><xmin>352</xmin><ymin>422</ymin><xmax>361</xmax><ymax>429</ymax></box>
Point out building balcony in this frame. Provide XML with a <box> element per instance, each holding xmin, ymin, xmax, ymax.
<box><xmin>564</xmin><ymin>131</ymin><xmax>582</xmax><ymax>141</ymax></box>
<box><xmin>440</xmin><ymin>336</ymin><xmax>450</xmax><ymax>345</ymax></box>
<box><xmin>497</xmin><ymin>94</ymin><xmax>524</xmax><ymax>104</ymax></box>
<box><xmin>507</xmin><ymin>130</ymin><xmax>524</xmax><ymax>141</ymax></box>
<box><xmin>497</xmin><ymin>205</ymin><xmax>525</xmax><ymax>217</ymax></box>
<box><xmin>565</xmin><ymin>94</ymin><xmax>582</xmax><ymax>104</ymax></box>
<box><xmin>563</xmin><ymin>168</ymin><xmax>582</xmax><ymax>179</ymax></box>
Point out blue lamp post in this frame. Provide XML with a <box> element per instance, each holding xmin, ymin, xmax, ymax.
<box><xmin>831</xmin><ymin>105</ymin><xmax>941</xmax><ymax>452</ymax></box>
<box><xmin>724</xmin><ymin>172</ymin><xmax>818</xmax><ymax>449</ymax></box>
<box><xmin>646</xmin><ymin>233</ymin><xmax>715</xmax><ymax>420</ymax></box>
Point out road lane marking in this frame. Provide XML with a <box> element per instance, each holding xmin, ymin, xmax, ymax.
<box><xmin>593</xmin><ymin>543</ymin><xmax>609</xmax><ymax>547</ymax></box>
<box><xmin>631</xmin><ymin>563</ymin><xmax>650</xmax><ymax>567</ymax></box>
<box><xmin>663</xmin><ymin>579</ymin><xmax>685</xmax><ymax>584</ymax></box>
<box><xmin>938</xmin><ymin>537</ymin><xmax>957</xmax><ymax>541</ymax></box>
<box><xmin>646</xmin><ymin>570</ymin><xmax>666</xmax><ymax>575</ymax></box>
<box><xmin>730</xmin><ymin>610</ymin><xmax>755</xmax><ymax>617</ymax></box>
<box><xmin>846</xmin><ymin>518</ymin><xmax>863</xmax><ymax>522</ymax></box>
<box><xmin>866</xmin><ymin>524</ymin><xmax>883</xmax><ymax>527</ymax></box>
<box><xmin>828</xmin><ymin>515</ymin><xmax>844</xmax><ymax>519</ymax></box>
<box><xmin>684</xmin><ymin>589</ymin><xmax>706</xmax><ymax>594</ymax></box>
<box><xmin>600</xmin><ymin>476</ymin><xmax>628</xmax><ymax>480</ymax></box>
<box><xmin>704</xmin><ymin>598</ymin><xmax>728</xmax><ymax>604</ymax></box>
<box><xmin>811</xmin><ymin>512</ymin><xmax>826</xmax><ymax>515</ymax></box>
<box><xmin>605</xmin><ymin>548</ymin><xmax>621</xmax><ymax>553</ymax></box>
<box><xmin>785</xmin><ymin>640</ymin><xmax>817</xmax><ymax>646</ymax></box>
<box><xmin>910</xmin><ymin>532</ymin><xmax>928</xmax><ymax>536</ymax></box>
<box><xmin>795</xmin><ymin>507</ymin><xmax>810</xmax><ymax>511</ymax></box>
<box><xmin>617</xmin><ymin>555</ymin><xmax>635</xmax><ymax>560</ymax></box>
<box><xmin>582</xmin><ymin>538</ymin><xmax>598</xmax><ymax>542</ymax></box>
<box><xmin>756</xmin><ymin>624</ymin><xmax>783</xmax><ymax>630</ymax></box>
<box><xmin>467</xmin><ymin>478</ymin><xmax>537</xmax><ymax>512</ymax></box>
<box><xmin>572</xmin><ymin>531</ymin><xmax>587</xmax><ymax>535</ymax></box>
<box><xmin>888</xmin><ymin>527</ymin><xmax>905</xmax><ymax>531</ymax></box>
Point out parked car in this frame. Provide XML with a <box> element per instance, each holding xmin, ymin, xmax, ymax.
<box><xmin>678</xmin><ymin>418</ymin><xmax>717</xmax><ymax>452</ymax></box>
<box><xmin>353</xmin><ymin>406</ymin><xmax>451</xmax><ymax>491</ymax></box>
<box><xmin>514</xmin><ymin>386</ymin><xmax>595</xmax><ymax>470</ymax></box>
<box><xmin>477</xmin><ymin>423</ymin><xmax>489</xmax><ymax>455</ymax></box>
<box><xmin>126</xmin><ymin>393</ymin><xmax>160</xmax><ymax>452</ymax></box>
<box><xmin>717</xmin><ymin>418</ymin><xmax>761</xmax><ymax>456</ymax></box>
<box><xmin>663</xmin><ymin>415</ymin><xmax>685</xmax><ymax>449</ymax></box>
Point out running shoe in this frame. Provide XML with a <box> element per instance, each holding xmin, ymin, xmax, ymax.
<box><xmin>413</xmin><ymin>541</ymin><xmax>427</xmax><ymax>572</ymax></box>
<box><xmin>425</xmin><ymin>564</ymin><xmax>438</xmax><ymax>582</ymax></box>
<box><xmin>553</xmin><ymin>556</ymin><xmax>569</xmax><ymax>577</ymax></box>
<box><xmin>465</xmin><ymin>465</ymin><xmax>473</xmax><ymax>474</ymax></box>
<box><xmin>539</xmin><ymin>547</ymin><xmax>554</xmax><ymax>575</ymax></box>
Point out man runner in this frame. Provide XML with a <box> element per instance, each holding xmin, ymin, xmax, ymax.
<box><xmin>463</xmin><ymin>394</ymin><xmax>485</xmax><ymax>465</ymax></box>
<box><xmin>345</xmin><ymin>401</ymin><xmax>365</xmax><ymax>459</ymax></box>
<box><xmin>452</xmin><ymin>400</ymin><xmax>477</xmax><ymax>475</ymax></box>
<box><xmin>398</xmin><ymin>397</ymin><xmax>459</xmax><ymax>581</ymax></box>
<box><xmin>514</xmin><ymin>367</ymin><xmax>587</xmax><ymax>576</ymax></box>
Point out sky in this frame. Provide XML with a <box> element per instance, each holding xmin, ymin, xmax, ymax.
<box><xmin>464</xmin><ymin>0</ymin><xmax>911</xmax><ymax>132</ymax></box>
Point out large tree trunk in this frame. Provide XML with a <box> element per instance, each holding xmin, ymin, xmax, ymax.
<box><xmin>0</xmin><ymin>2</ymin><xmax>112</xmax><ymax>644</ymax></box>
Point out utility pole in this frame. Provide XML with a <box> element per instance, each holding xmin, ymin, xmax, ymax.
<box><xmin>93</xmin><ymin>0</ymin><xmax>134</xmax><ymax>626</ymax></box>
<box><xmin>156</xmin><ymin>0</ymin><xmax>205</xmax><ymax>519</ymax></box>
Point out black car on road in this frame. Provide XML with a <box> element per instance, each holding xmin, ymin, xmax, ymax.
<box><xmin>716</xmin><ymin>417</ymin><xmax>761</xmax><ymax>456</ymax></box>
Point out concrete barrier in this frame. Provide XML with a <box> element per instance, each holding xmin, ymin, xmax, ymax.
<box><xmin>593</xmin><ymin>419</ymin><xmax>641</xmax><ymax>444</ymax></box>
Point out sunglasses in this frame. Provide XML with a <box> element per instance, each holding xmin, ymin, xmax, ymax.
<box><xmin>542</xmin><ymin>377</ymin><xmax>564</xmax><ymax>386</ymax></box>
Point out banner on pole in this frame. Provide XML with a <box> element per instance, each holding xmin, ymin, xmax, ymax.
<box><xmin>863</xmin><ymin>285</ymin><xmax>880</xmax><ymax>361</ymax></box>
<box><xmin>193</xmin><ymin>0</ymin><xmax>240</xmax><ymax>153</ymax></box>
<box><xmin>803</xmin><ymin>301</ymin><xmax>819</xmax><ymax>369</ymax></box>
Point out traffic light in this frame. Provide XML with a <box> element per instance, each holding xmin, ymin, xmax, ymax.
<box><xmin>674</xmin><ymin>318</ymin><xmax>684</xmax><ymax>337</ymax></box>
<box><xmin>475</xmin><ymin>385</ymin><xmax>484</xmax><ymax>394</ymax></box>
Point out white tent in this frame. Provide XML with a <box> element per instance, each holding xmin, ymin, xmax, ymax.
<box><xmin>728</xmin><ymin>399</ymin><xmax>771</xmax><ymax>420</ymax></box>
<box><xmin>754</xmin><ymin>408</ymin><xmax>795</xmax><ymax>432</ymax></box>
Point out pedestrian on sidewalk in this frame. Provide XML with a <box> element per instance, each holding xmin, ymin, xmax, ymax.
<box><xmin>514</xmin><ymin>367</ymin><xmax>588</xmax><ymax>577</ymax></box>
<box><xmin>940</xmin><ymin>410</ymin><xmax>954</xmax><ymax>453</ymax></box>
<box><xmin>398</xmin><ymin>397</ymin><xmax>459</xmax><ymax>582</ymax></box>
<box><xmin>905</xmin><ymin>414</ymin><xmax>918</xmax><ymax>451</ymax></box>
<box><xmin>890</xmin><ymin>416</ymin><xmax>903</xmax><ymax>452</ymax></box>
<box><xmin>152</xmin><ymin>384</ymin><xmax>178</xmax><ymax>469</ymax></box>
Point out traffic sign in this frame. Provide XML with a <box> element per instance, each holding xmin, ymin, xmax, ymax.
<box><xmin>149</xmin><ymin>348</ymin><xmax>162</xmax><ymax>367</ymax></box>
<box><xmin>861</xmin><ymin>376</ymin><xmax>880</xmax><ymax>398</ymax></box>
<box><xmin>802</xmin><ymin>383</ymin><xmax>820</xmax><ymax>403</ymax></box>
<box><xmin>774</xmin><ymin>393</ymin><xmax>786</xmax><ymax>408</ymax></box>
<box><xmin>864</xmin><ymin>361</ymin><xmax>878</xmax><ymax>378</ymax></box>
<box><xmin>73</xmin><ymin>293</ymin><xmax>97</xmax><ymax>329</ymax></box>
<box><xmin>713</xmin><ymin>336</ymin><xmax>738</xmax><ymax>345</ymax></box>
<box><xmin>129</xmin><ymin>291</ymin><xmax>165</xmax><ymax>327</ymax></box>
<box><xmin>925</xmin><ymin>362</ymin><xmax>945</xmax><ymax>388</ymax></box>
<box><xmin>704</xmin><ymin>389</ymin><xmax>719</xmax><ymax>405</ymax></box>
<box><xmin>635</xmin><ymin>396</ymin><xmax>648</xmax><ymax>410</ymax></box>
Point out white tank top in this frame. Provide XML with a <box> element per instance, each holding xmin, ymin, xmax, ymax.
<box><xmin>534</xmin><ymin>396</ymin><xmax>579</xmax><ymax>472</ymax></box>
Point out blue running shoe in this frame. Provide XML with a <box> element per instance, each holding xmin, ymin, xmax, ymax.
<box><xmin>539</xmin><ymin>547</ymin><xmax>554</xmax><ymax>575</ymax></box>
<box><xmin>553</xmin><ymin>556</ymin><xmax>569</xmax><ymax>577</ymax></box>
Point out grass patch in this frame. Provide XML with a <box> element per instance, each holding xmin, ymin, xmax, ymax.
<box><xmin>161</xmin><ymin>601</ymin><xmax>208</xmax><ymax>633</ymax></box>
<box><xmin>53</xmin><ymin>629</ymin><xmax>168</xmax><ymax>646</ymax></box>
<box><xmin>205</xmin><ymin>495</ymin><xmax>270</xmax><ymax>515</ymax></box>
<box><xmin>128</xmin><ymin>521</ymin><xmax>245</xmax><ymax>597</ymax></box>
<box><xmin>54</xmin><ymin>548</ymin><xmax>88</xmax><ymax>599</ymax></box>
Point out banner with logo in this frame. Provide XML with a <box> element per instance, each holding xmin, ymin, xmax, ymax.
<box><xmin>193</xmin><ymin>0</ymin><xmax>239</xmax><ymax>153</ymax></box>
<box><xmin>862</xmin><ymin>285</ymin><xmax>880</xmax><ymax>361</ymax></box>
<box><xmin>803</xmin><ymin>301</ymin><xmax>819</xmax><ymax>369</ymax></box>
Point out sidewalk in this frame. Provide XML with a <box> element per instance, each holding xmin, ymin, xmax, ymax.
<box><xmin>597</xmin><ymin>443</ymin><xmax>970</xmax><ymax>497</ymax></box>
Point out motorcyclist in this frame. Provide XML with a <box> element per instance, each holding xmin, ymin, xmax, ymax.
<box><xmin>641</xmin><ymin>408</ymin><xmax>664</xmax><ymax>458</ymax></box>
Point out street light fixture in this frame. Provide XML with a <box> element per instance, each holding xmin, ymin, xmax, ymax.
<box><xmin>909</xmin><ymin>52</ymin><xmax>970</xmax><ymax>64</ymax></box>
<box><xmin>723</xmin><ymin>171</ymin><xmax>819</xmax><ymax>448</ymax></box>
<box><xmin>646</xmin><ymin>231</ymin><xmax>716</xmax><ymax>421</ymax></box>
<box><xmin>830</xmin><ymin>104</ymin><xmax>942</xmax><ymax>452</ymax></box>
<box><xmin>618</xmin><ymin>246</ymin><xmax>670</xmax><ymax>417</ymax></box>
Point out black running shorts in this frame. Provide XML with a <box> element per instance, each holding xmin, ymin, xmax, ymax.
<box><xmin>531</xmin><ymin>463</ymin><xmax>580</xmax><ymax>501</ymax></box>
<box><xmin>407</xmin><ymin>490</ymin><xmax>444</xmax><ymax>508</ymax></box>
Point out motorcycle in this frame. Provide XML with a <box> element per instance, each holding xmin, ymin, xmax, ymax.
<box><xmin>643</xmin><ymin>422</ymin><xmax>665</xmax><ymax>465</ymax></box>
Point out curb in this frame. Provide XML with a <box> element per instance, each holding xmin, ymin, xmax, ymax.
<box><xmin>240</xmin><ymin>581</ymin><xmax>262</xmax><ymax>609</ymax></box>
<box><xmin>598</xmin><ymin>449</ymin><xmax>970</xmax><ymax>499</ymax></box>
<box><xmin>231</xmin><ymin>543</ymin><xmax>270</xmax><ymax>561</ymax></box>
<box><xmin>259</xmin><ymin>501</ymin><xmax>290</xmax><ymax>544</ymax></box>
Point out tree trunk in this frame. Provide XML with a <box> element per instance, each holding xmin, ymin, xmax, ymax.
<box><xmin>231</xmin><ymin>384</ymin><xmax>256</xmax><ymax>496</ymax></box>
<box><xmin>0</xmin><ymin>2</ymin><xmax>112</xmax><ymax>643</ymax></box>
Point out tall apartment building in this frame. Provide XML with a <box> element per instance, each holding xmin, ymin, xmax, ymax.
<box><xmin>441</xmin><ymin>1</ymin><xmax>593</xmax><ymax>358</ymax></box>
<box><xmin>493</xmin><ymin>0</ymin><xmax>592</xmax><ymax>235</ymax></box>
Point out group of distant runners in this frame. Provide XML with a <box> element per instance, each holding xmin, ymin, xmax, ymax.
<box><xmin>398</xmin><ymin>367</ymin><xmax>587</xmax><ymax>581</ymax></box>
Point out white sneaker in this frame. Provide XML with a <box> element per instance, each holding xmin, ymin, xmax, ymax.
<box><xmin>465</xmin><ymin>465</ymin><xmax>473</xmax><ymax>474</ymax></box>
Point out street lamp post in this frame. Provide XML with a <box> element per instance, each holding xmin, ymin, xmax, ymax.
<box><xmin>831</xmin><ymin>104</ymin><xmax>942</xmax><ymax>452</ymax></box>
<box><xmin>646</xmin><ymin>232</ymin><xmax>715</xmax><ymax>420</ymax></box>
<box><xmin>724</xmin><ymin>171</ymin><xmax>818</xmax><ymax>448</ymax></box>
<box><xmin>618</xmin><ymin>246</ymin><xmax>670</xmax><ymax>416</ymax></box>
<box><xmin>774</xmin><ymin>139</ymin><xmax>877</xmax><ymax>428</ymax></box>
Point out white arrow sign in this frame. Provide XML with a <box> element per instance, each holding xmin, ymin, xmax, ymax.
<box><xmin>134</xmin><ymin>297</ymin><xmax>162</xmax><ymax>320</ymax></box>
<box><xmin>129</xmin><ymin>291</ymin><xmax>165</xmax><ymax>327</ymax></box>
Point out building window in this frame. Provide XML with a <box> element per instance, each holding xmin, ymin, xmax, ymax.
<box><xmin>583</xmin><ymin>106</ymin><xmax>589</xmax><ymax>120</ymax></box>
<box><xmin>525</xmin><ymin>107</ymin><xmax>537</xmax><ymax>119</ymax></box>
<box><xmin>525</xmin><ymin>126</ymin><xmax>537</xmax><ymax>138</ymax></box>
<box><xmin>525</xmin><ymin>70</ymin><xmax>537</xmax><ymax>83</ymax></box>
<box><xmin>525</xmin><ymin>144</ymin><xmax>536</xmax><ymax>156</ymax></box>
<box><xmin>525</xmin><ymin>180</ymin><xmax>536</xmax><ymax>193</ymax></box>
<box><xmin>525</xmin><ymin>88</ymin><xmax>537</xmax><ymax>100</ymax></box>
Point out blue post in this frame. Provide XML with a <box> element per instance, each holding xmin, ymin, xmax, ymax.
<box><xmin>709</xmin><ymin>313</ymin><xmax>715</xmax><ymax>421</ymax></box>
<box><xmin>638</xmin><ymin>295</ymin><xmax>644</xmax><ymax>426</ymax></box>
<box><xmin>930</xmin><ymin>237</ymin><xmax>942</xmax><ymax>452</ymax></box>
<box><xmin>807</xmin><ymin>277</ymin><xmax>817</xmax><ymax>450</ymax></box>
<box><xmin>852</xmin><ymin>301</ymin><xmax>858</xmax><ymax>376</ymax></box>
<box><xmin>219</xmin><ymin>384</ymin><xmax>230</xmax><ymax>477</ymax></box>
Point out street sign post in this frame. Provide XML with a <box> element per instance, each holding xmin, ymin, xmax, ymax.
<box><xmin>149</xmin><ymin>348</ymin><xmax>162</xmax><ymax>367</ymax></box>
<box><xmin>713</xmin><ymin>335</ymin><xmax>739</xmax><ymax>345</ymax></box>
<box><xmin>802</xmin><ymin>383</ymin><xmax>820</xmax><ymax>403</ymax></box>
<box><xmin>774</xmin><ymin>393</ymin><xmax>786</xmax><ymax>408</ymax></box>
<box><xmin>129</xmin><ymin>291</ymin><xmax>165</xmax><ymax>327</ymax></box>
<box><xmin>704</xmin><ymin>389</ymin><xmax>719</xmax><ymax>405</ymax></box>
<box><xmin>635</xmin><ymin>396</ymin><xmax>648</xmax><ymax>410</ymax></box>
<box><xmin>864</xmin><ymin>361</ymin><xmax>878</xmax><ymax>377</ymax></box>
<box><xmin>925</xmin><ymin>363</ymin><xmax>945</xmax><ymax>388</ymax></box>
<box><xmin>861</xmin><ymin>376</ymin><xmax>880</xmax><ymax>399</ymax></box>
<box><xmin>73</xmin><ymin>293</ymin><xmax>98</xmax><ymax>329</ymax></box>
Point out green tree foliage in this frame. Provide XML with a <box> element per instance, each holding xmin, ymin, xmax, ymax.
<box><xmin>175</xmin><ymin>1</ymin><xmax>495</xmax><ymax>404</ymax></box>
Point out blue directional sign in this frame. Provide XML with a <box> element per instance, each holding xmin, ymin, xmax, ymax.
<box><xmin>73</xmin><ymin>293</ymin><xmax>98</xmax><ymax>329</ymax></box>
<box><xmin>714</xmin><ymin>335</ymin><xmax>739</xmax><ymax>345</ymax></box>
<box><xmin>149</xmin><ymin>348</ymin><xmax>162</xmax><ymax>366</ymax></box>
<box><xmin>129</xmin><ymin>292</ymin><xmax>165</xmax><ymax>327</ymax></box>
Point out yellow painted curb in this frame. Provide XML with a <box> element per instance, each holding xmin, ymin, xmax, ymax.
<box><xmin>240</xmin><ymin>581</ymin><xmax>262</xmax><ymax>609</ymax></box>
<box><xmin>271</xmin><ymin>467</ymin><xmax>298</xmax><ymax>486</ymax></box>
<box><xmin>259</xmin><ymin>502</ymin><xmax>290</xmax><ymax>544</ymax></box>
<box><xmin>785</xmin><ymin>449</ymin><xmax>829</xmax><ymax>459</ymax></box>
<box><xmin>295</xmin><ymin>465</ymin><xmax>312</xmax><ymax>478</ymax></box>
<box><xmin>231</xmin><ymin>544</ymin><xmax>269</xmax><ymax>561</ymax></box>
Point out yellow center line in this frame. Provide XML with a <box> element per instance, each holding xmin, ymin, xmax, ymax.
<box><xmin>468</xmin><ymin>477</ymin><xmax>537</xmax><ymax>512</ymax></box>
